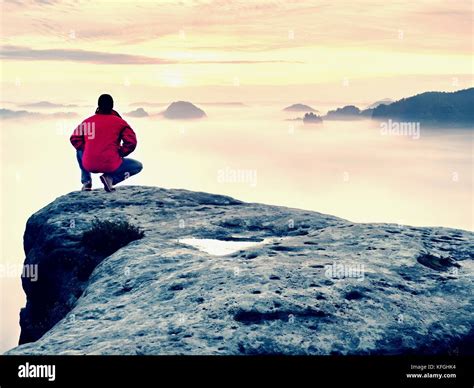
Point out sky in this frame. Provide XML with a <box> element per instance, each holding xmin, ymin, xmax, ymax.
<box><xmin>0</xmin><ymin>0</ymin><xmax>473</xmax><ymax>104</ymax></box>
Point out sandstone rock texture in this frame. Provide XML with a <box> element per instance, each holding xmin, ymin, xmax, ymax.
<box><xmin>7</xmin><ymin>186</ymin><xmax>473</xmax><ymax>355</ymax></box>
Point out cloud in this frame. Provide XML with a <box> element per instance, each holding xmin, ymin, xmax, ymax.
<box><xmin>198</xmin><ymin>102</ymin><xmax>246</xmax><ymax>106</ymax></box>
<box><xmin>129</xmin><ymin>101</ymin><xmax>245</xmax><ymax>108</ymax></box>
<box><xmin>191</xmin><ymin>59</ymin><xmax>303</xmax><ymax>64</ymax></box>
<box><xmin>49</xmin><ymin>112</ymin><xmax>78</xmax><ymax>119</ymax></box>
<box><xmin>0</xmin><ymin>45</ymin><xmax>301</xmax><ymax>65</ymax></box>
<box><xmin>4</xmin><ymin>0</ymin><xmax>67</xmax><ymax>6</ymax></box>
<box><xmin>2</xmin><ymin>0</ymin><xmax>471</xmax><ymax>55</ymax></box>
<box><xmin>18</xmin><ymin>101</ymin><xmax>79</xmax><ymax>108</ymax></box>
<box><xmin>0</xmin><ymin>108</ymin><xmax>77</xmax><ymax>119</ymax></box>
<box><xmin>0</xmin><ymin>46</ymin><xmax>172</xmax><ymax>65</ymax></box>
<box><xmin>130</xmin><ymin>102</ymin><xmax>168</xmax><ymax>108</ymax></box>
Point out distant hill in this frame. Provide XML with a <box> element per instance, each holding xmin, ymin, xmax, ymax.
<box><xmin>125</xmin><ymin>108</ymin><xmax>148</xmax><ymax>118</ymax></box>
<box><xmin>324</xmin><ymin>105</ymin><xmax>361</xmax><ymax>120</ymax></box>
<box><xmin>283</xmin><ymin>103</ymin><xmax>317</xmax><ymax>112</ymax></box>
<box><xmin>163</xmin><ymin>101</ymin><xmax>207</xmax><ymax>119</ymax></box>
<box><xmin>366</xmin><ymin>98</ymin><xmax>393</xmax><ymax>109</ymax></box>
<box><xmin>0</xmin><ymin>108</ymin><xmax>37</xmax><ymax>119</ymax></box>
<box><xmin>371</xmin><ymin>88</ymin><xmax>474</xmax><ymax>124</ymax></box>
<box><xmin>360</xmin><ymin>108</ymin><xmax>374</xmax><ymax>117</ymax></box>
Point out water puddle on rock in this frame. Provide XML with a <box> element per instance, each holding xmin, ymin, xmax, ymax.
<box><xmin>178</xmin><ymin>237</ymin><xmax>277</xmax><ymax>256</ymax></box>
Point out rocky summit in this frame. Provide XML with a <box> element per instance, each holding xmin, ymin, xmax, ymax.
<box><xmin>6</xmin><ymin>186</ymin><xmax>474</xmax><ymax>355</ymax></box>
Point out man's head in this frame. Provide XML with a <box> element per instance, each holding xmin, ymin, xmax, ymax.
<box><xmin>97</xmin><ymin>94</ymin><xmax>114</xmax><ymax>114</ymax></box>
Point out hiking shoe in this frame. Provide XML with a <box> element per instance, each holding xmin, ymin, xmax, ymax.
<box><xmin>100</xmin><ymin>174</ymin><xmax>115</xmax><ymax>192</ymax></box>
<box><xmin>81</xmin><ymin>182</ymin><xmax>92</xmax><ymax>191</ymax></box>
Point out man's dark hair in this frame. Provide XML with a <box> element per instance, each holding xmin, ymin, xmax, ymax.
<box><xmin>97</xmin><ymin>94</ymin><xmax>114</xmax><ymax>114</ymax></box>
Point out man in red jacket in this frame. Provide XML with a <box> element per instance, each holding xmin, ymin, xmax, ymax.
<box><xmin>70</xmin><ymin>94</ymin><xmax>143</xmax><ymax>192</ymax></box>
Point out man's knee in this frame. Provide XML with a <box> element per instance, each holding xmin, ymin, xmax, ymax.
<box><xmin>134</xmin><ymin>161</ymin><xmax>143</xmax><ymax>173</ymax></box>
<box><xmin>128</xmin><ymin>160</ymin><xmax>142</xmax><ymax>177</ymax></box>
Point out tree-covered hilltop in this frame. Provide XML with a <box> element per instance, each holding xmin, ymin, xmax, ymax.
<box><xmin>324</xmin><ymin>105</ymin><xmax>362</xmax><ymax>120</ymax></box>
<box><xmin>303</xmin><ymin>112</ymin><xmax>323</xmax><ymax>124</ymax></box>
<box><xmin>371</xmin><ymin>88</ymin><xmax>474</xmax><ymax>124</ymax></box>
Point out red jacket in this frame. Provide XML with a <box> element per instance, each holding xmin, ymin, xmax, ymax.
<box><xmin>70</xmin><ymin>113</ymin><xmax>137</xmax><ymax>173</ymax></box>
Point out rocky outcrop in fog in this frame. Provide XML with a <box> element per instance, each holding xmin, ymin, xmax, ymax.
<box><xmin>6</xmin><ymin>186</ymin><xmax>473</xmax><ymax>355</ymax></box>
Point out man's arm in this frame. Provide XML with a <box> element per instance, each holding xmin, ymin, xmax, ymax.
<box><xmin>70</xmin><ymin>123</ymin><xmax>85</xmax><ymax>150</ymax></box>
<box><xmin>119</xmin><ymin>125</ymin><xmax>137</xmax><ymax>157</ymax></box>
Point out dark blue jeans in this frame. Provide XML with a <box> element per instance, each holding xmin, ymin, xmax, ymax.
<box><xmin>76</xmin><ymin>150</ymin><xmax>143</xmax><ymax>185</ymax></box>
